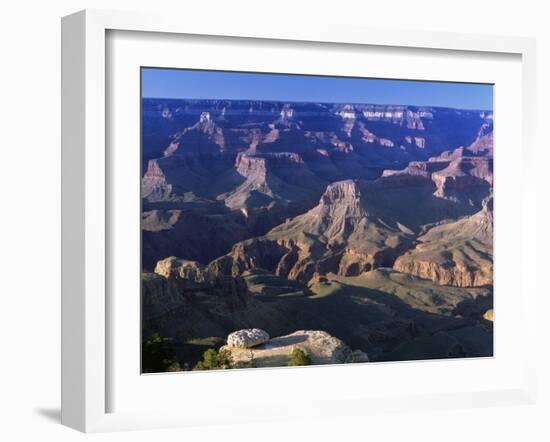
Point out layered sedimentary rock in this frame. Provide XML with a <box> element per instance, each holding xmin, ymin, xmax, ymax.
<box><xmin>226</xmin><ymin>328</ymin><xmax>270</xmax><ymax>348</ymax></box>
<box><xmin>208</xmin><ymin>179</ymin><xmax>403</xmax><ymax>282</ymax></box>
<box><xmin>361</xmin><ymin>106</ymin><xmax>426</xmax><ymax>130</ymax></box>
<box><xmin>206</xmin><ymin>152</ymin><xmax>493</xmax><ymax>284</ymax></box>
<box><xmin>384</xmin><ymin>155</ymin><xmax>493</xmax><ymax>208</ymax></box>
<box><xmin>142</xmin><ymin>261</ymin><xmax>261</xmax><ymax>335</ymax></box>
<box><xmin>431</xmin><ymin>157</ymin><xmax>493</xmax><ymax>203</ymax></box>
<box><xmin>141</xmin><ymin>98</ymin><xmax>495</xmax><ymax>371</ymax></box>
<box><xmin>154</xmin><ymin>256</ymin><xmax>211</xmax><ymax>285</ymax></box>
<box><xmin>142</xmin><ymin>153</ymin><xmax>233</xmax><ymax>202</ymax></box>
<box><xmin>164</xmin><ymin>111</ymin><xmax>225</xmax><ymax>156</ymax></box>
<box><xmin>142</xmin><ymin>100</ymin><xmax>493</xmax><ymax>206</ymax></box>
<box><xmin>220</xmin><ymin>152</ymin><xmax>326</xmax><ymax>210</ymax></box>
<box><xmin>141</xmin><ymin>272</ymin><xmax>189</xmax><ymax>320</ymax></box>
<box><xmin>394</xmin><ymin>199</ymin><xmax>493</xmax><ymax>287</ymax></box>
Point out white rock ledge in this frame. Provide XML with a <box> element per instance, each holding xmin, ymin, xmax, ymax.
<box><xmin>221</xmin><ymin>330</ymin><xmax>369</xmax><ymax>368</ymax></box>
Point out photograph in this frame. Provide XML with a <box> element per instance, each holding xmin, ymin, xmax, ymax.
<box><xmin>140</xmin><ymin>68</ymin><xmax>494</xmax><ymax>373</ymax></box>
<box><xmin>1</xmin><ymin>0</ymin><xmax>545</xmax><ymax>439</ymax></box>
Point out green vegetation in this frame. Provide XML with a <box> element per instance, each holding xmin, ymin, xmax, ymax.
<box><xmin>142</xmin><ymin>333</ymin><xmax>180</xmax><ymax>373</ymax></box>
<box><xmin>288</xmin><ymin>348</ymin><xmax>311</xmax><ymax>366</ymax></box>
<box><xmin>193</xmin><ymin>348</ymin><xmax>233</xmax><ymax>371</ymax></box>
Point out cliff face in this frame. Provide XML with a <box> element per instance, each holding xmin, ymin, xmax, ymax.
<box><xmin>220</xmin><ymin>152</ymin><xmax>326</xmax><ymax>210</ymax></box>
<box><xmin>141</xmin><ymin>98</ymin><xmax>494</xmax><ymax>371</ymax></box>
<box><xmin>142</xmin><ymin>265</ymin><xmax>263</xmax><ymax>341</ymax></box>
<box><xmin>154</xmin><ymin>257</ymin><xmax>211</xmax><ymax>285</ymax></box>
<box><xmin>430</xmin><ymin>157</ymin><xmax>493</xmax><ymax>207</ymax></box>
<box><xmin>200</xmin><ymin>144</ymin><xmax>493</xmax><ymax>286</ymax></box>
<box><xmin>142</xmin><ymin>100</ymin><xmax>492</xmax><ymax>203</ymax></box>
<box><xmin>393</xmin><ymin>257</ymin><xmax>492</xmax><ymax>287</ymax></box>
<box><xmin>142</xmin><ymin>153</ymin><xmax>233</xmax><ymax>202</ymax></box>
<box><xmin>394</xmin><ymin>200</ymin><xmax>493</xmax><ymax>287</ymax></box>
<box><xmin>163</xmin><ymin>111</ymin><xmax>225</xmax><ymax>156</ymax></box>
<box><xmin>142</xmin><ymin>101</ymin><xmax>493</xmax><ymax>275</ymax></box>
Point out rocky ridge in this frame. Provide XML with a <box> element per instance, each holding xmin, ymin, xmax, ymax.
<box><xmin>220</xmin><ymin>330</ymin><xmax>368</xmax><ymax>368</ymax></box>
<box><xmin>394</xmin><ymin>198</ymin><xmax>493</xmax><ymax>287</ymax></box>
<box><xmin>204</xmin><ymin>148</ymin><xmax>493</xmax><ymax>286</ymax></box>
<box><xmin>141</xmin><ymin>98</ymin><xmax>494</xmax><ymax>372</ymax></box>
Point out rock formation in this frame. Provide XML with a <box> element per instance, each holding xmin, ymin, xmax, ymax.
<box><xmin>163</xmin><ymin>111</ymin><xmax>225</xmax><ymax>156</ymax></box>
<box><xmin>220</xmin><ymin>330</ymin><xmax>366</xmax><ymax>368</ymax></box>
<box><xmin>431</xmin><ymin>157</ymin><xmax>493</xmax><ymax>204</ymax></box>
<box><xmin>226</xmin><ymin>329</ymin><xmax>270</xmax><ymax>348</ymax></box>
<box><xmin>154</xmin><ymin>256</ymin><xmax>211</xmax><ymax>285</ymax></box>
<box><xmin>205</xmin><ymin>151</ymin><xmax>493</xmax><ymax>283</ymax></box>
<box><xmin>140</xmin><ymin>97</ymin><xmax>494</xmax><ymax>372</ymax></box>
<box><xmin>220</xmin><ymin>152</ymin><xmax>326</xmax><ymax>210</ymax></box>
<box><xmin>394</xmin><ymin>198</ymin><xmax>493</xmax><ymax>287</ymax></box>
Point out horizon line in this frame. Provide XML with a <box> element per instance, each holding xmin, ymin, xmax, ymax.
<box><xmin>141</xmin><ymin>96</ymin><xmax>493</xmax><ymax>113</ymax></box>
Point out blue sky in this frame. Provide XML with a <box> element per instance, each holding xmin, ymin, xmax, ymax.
<box><xmin>142</xmin><ymin>68</ymin><xmax>493</xmax><ymax>111</ymax></box>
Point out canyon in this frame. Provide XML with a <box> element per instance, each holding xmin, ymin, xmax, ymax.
<box><xmin>141</xmin><ymin>98</ymin><xmax>494</xmax><ymax>372</ymax></box>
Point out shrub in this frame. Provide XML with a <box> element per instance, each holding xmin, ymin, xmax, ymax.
<box><xmin>194</xmin><ymin>348</ymin><xmax>233</xmax><ymax>371</ymax></box>
<box><xmin>288</xmin><ymin>348</ymin><xmax>311</xmax><ymax>366</ymax></box>
<box><xmin>142</xmin><ymin>333</ymin><xmax>180</xmax><ymax>373</ymax></box>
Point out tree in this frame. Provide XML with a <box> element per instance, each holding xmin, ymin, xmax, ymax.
<box><xmin>193</xmin><ymin>348</ymin><xmax>233</xmax><ymax>371</ymax></box>
<box><xmin>142</xmin><ymin>333</ymin><xmax>181</xmax><ymax>373</ymax></box>
<box><xmin>288</xmin><ymin>348</ymin><xmax>311</xmax><ymax>366</ymax></box>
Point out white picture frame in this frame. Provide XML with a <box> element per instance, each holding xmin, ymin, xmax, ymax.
<box><xmin>61</xmin><ymin>9</ymin><xmax>537</xmax><ymax>433</ymax></box>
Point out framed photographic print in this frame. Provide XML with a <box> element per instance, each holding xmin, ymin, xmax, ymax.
<box><xmin>61</xmin><ymin>9</ymin><xmax>537</xmax><ymax>432</ymax></box>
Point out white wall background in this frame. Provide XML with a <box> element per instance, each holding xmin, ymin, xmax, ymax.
<box><xmin>0</xmin><ymin>1</ymin><xmax>547</xmax><ymax>441</ymax></box>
